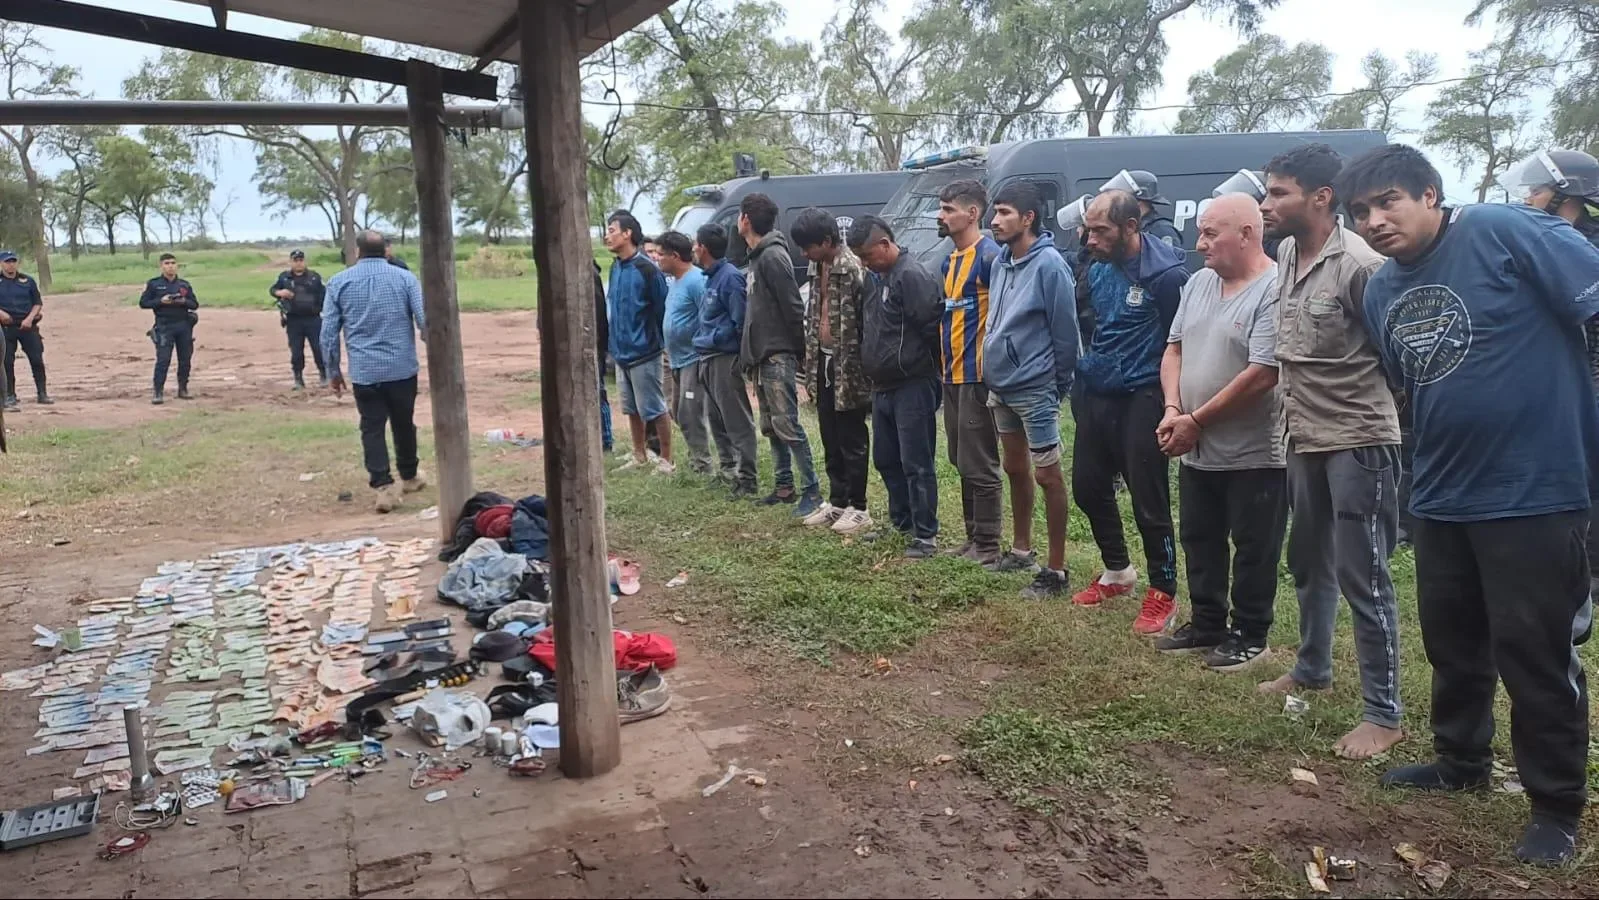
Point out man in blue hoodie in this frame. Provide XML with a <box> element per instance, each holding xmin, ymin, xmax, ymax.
<box><xmin>605</xmin><ymin>210</ymin><xmax>674</xmax><ymax>473</ymax></box>
<box><xmin>981</xmin><ymin>182</ymin><xmax>1080</xmax><ymax>599</ymax></box>
<box><xmin>1075</xmin><ymin>190</ymin><xmax>1190</xmax><ymax>635</ymax></box>
<box><xmin>692</xmin><ymin>223</ymin><xmax>760</xmax><ymax>498</ymax></box>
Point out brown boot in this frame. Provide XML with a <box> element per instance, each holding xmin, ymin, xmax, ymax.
<box><xmin>401</xmin><ymin>472</ymin><xmax>428</xmax><ymax>494</ymax></box>
<box><xmin>374</xmin><ymin>484</ymin><xmax>400</xmax><ymax>513</ymax></box>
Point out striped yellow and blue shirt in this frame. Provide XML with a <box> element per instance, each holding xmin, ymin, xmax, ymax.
<box><xmin>940</xmin><ymin>235</ymin><xmax>1001</xmax><ymax>384</ymax></box>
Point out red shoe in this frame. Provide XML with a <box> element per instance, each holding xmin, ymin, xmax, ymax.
<box><xmin>1133</xmin><ymin>588</ymin><xmax>1177</xmax><ymax>635</ymax></box>
<box><xmin>1071</xmin><ymin>579</ymin><xmax>1134</xmax><ymax>607</ymax></box>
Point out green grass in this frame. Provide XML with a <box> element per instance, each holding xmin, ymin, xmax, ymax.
<box><xmin>45</xmin><ymin>242</ymin><xmax>616</xmax><ymax>313</ymax></box>
<box><xmin>597</xmin><ymin>397</ymin><xmax>1599</xmax><ymax>893</ymax></box>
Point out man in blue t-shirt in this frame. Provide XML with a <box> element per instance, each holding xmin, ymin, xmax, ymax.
<box><xmin>1343</xmin><ymin>144</ymin><xmax>1599</xmax><ymax>867</ymax></box>
<box><xmin>656</xmin><ymin>230</ymin><xmax>713</xmax><ymax>474</ymax></box>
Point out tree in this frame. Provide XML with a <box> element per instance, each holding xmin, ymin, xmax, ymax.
<box><xmin>0</xmin><ymin>150</ymin><xmax>35</xmax><ymax>257</ymax></box>
<box><xmin>41</xmin><ymin>125</ymin><xmax>113</xmax><ymax>260</ymax></box>
<box><xmin>1424</xmin><ymin>41</ymin><xmax>1554</xmax><ymax>202</ymax></box>
<box><xmin>617</xmin><ymin>0</ymin><xmax>816</xmax><ymax>218</ymax></box>
<box><xmin>0</xmin><ymin>22</ymin><xmax>80</xmax><ymax>290</ymax></box>
<box><xmin>907</xmin><ymin>0</ymin><xmax>1275</xmax><ymax>143</ymax></box>
<box><xmin>253</xmin><ymin>142</ymin><xmax>343</xmax><ymax>245</ymax></box>
<box><xmin>210</xmin><ymin>188</ymin><xmax>238</xmax><ymax>244</ymax></box>
<box><xmin>364</xmin><ymin>146</ymin><xmax>419</xmax><ymax>243</ymax></box>
<box><xmin>1317</xmin><ymin>50</ymin><xmax>1439</xmax><ymax>135</ymax></box>
<box><xmin>96</xmin><ymin>134</ymin><xmax>173</xmax><ymax>257</ymax></box>
<box><xmin>125</xmin><ymin>29</ymin><xmax>404</xmax><ymax>262</ymax></box>
<box><xmin>452</xmin><ymin>130</ymin><xmax>529</xmax><ymax>243</ymax></box>
<box><xmin>813</xmin><ymin>0</ymin><xmax>932</xmax><ymax>170</ymax></box>
<box><xmin>1469</xmin><ymin>0</ymin><xmax>1599</xmax><ymax>155</ymax></box>
<box><xmin>1174</xmin><ymin>35</ymin><xmax>1333</xmax><ymax>134</ymax></box>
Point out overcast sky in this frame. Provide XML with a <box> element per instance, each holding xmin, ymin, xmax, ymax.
<box><xmin>27</xmin><ymin>0</ymin><xmax>1498</xmax><ymax>240</ymax></box>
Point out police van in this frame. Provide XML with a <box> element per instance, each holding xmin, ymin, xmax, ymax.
<box><xmin>668</xmin><ymin>160</ymin><xmax>910</xmax><ymax>282</ymax></box>
<box><xmin>880</xmin><ymin>130</ymin><xmax>1387</xmax><ymax>269</ymax></box>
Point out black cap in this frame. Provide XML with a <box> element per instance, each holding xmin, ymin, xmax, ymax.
<box><xmin>0</xmin><ymin>249</ymin><xmax>16</xmax><ymax>262</ymax></box>
<box><xmin>289</xmin><ymin>249</ymin><xmax>305</xmax><ymax>260</ymax></box>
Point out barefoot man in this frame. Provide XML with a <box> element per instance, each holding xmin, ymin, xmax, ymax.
<box><xmin>1256</xmin><ymin>144</ymin><xmax>1403</xmax><ymax>760</ymax></box>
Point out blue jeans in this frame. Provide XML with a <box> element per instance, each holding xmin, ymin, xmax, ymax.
<box><xmin>873</xmin><ymin>378</ymin><xmax>941</xmax><ymax>540</ymax></box>
<box><xmin>755</xmin><ymin>353</ymin><xmax>818</xmax><ymax>495</ymax></box>
<box><xmin>599</xmin><ymin>377</ymin><xmax>614</xmax><ymax>451</ymax></box>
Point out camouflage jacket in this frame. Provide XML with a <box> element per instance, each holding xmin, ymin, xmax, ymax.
<box><xmin>803</xmin><ymin>244</ymin><xmax>873</xmax><ymax>411</ymax></box>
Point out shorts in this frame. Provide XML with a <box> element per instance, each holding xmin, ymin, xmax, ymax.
<box><xmin>989</xmin><ymin>386</ymin><xmax>1063</xmax><ymax>466</ymax></box>
<box><xmin>618</xmin><ymin>354</ymin><xmax>668</xmax><ymax>421</ymax></box>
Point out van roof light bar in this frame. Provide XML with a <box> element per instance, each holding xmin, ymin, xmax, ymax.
<box><xmin>900</xmin><ymin>146</ymin><xmax>986</xmax><ymax>170</ymax></box>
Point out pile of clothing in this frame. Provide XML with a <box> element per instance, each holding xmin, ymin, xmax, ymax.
<box><xmin>440</xmin><ymin>491</ymin><xmax>550</xmax><ymax>563</ymax></box>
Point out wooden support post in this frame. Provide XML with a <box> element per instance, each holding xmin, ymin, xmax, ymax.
<box><xmin>520</xmin><ymin>0</ymin><xmax>621</xmax><ymax>778</ymax></box>
<box><xmin>405</xmin><ymin>59</ymin><xmax>474</xmax><ymax>544</ymax></box>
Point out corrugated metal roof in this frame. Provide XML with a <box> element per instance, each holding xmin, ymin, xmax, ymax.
<box><xmin>163</xmin><ymin>0</ymin><xmax>664</xmax><ymax>61</ymax></box>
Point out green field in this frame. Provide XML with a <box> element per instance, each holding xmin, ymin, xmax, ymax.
<box><xmin>43</xmin><ymin>242</ymin><xmax>613</xmax><ymax>312</ymax></box>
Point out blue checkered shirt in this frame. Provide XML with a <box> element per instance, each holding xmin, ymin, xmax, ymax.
<box><xmin>321</xmin><ymin>257</ymin><xmax>427</xmax><ymax>386</ymax></box>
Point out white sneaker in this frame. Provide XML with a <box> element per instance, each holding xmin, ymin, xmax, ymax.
<box><xmin>832</xmin><ymin>508</ymin><xmax>872</xmax><ymax>534</ymax></box>
<box><xmin>618</xmin><ymin>456</ymin><xmax>646</xmax><ymax>470</ymax></box>
<box><xmin>653</xmin><ymin>459</ymin><xmax>677</xmax><ymax>475</ymax></box>
<box><xmin>647</xmin><ymin>449</ymin><xmax>663</xmax><ymax>463</ymax></box>
<box><xmin>801</xmin><ymin>502</ymin><xmax>840</xmax><ymax>527</ymax></box>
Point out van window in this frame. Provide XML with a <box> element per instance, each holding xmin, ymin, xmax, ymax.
<box><xmin>671</xmin><ymin>203</ymin><xmax>716</xmax><ymax>237</ymax></box>
<box><xmin>882</xmin><ymin>165</ymin><xmax>989</xmax><ymax>259</ymax></box>
<box><xmin>712</xmin><ymin>206</ymin><xmax>749</xmax><ymax>268</ymax></box>
<box><xmin>985</xmin><ymin>178</ymin><xmax>1061</xmax><ymax>231</ymax></box>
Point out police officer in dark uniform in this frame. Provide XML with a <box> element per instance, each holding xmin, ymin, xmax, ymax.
<box><xmin>139</xmin><ymin>252</ymin><xmax>199</xmax><ymax>405</ymax></box>
<box><xmin>1101</xmin><ymin>169</ymin><xmax>1183</xmax><ymax>247</ymax></box>
<box><xmin>0</xmin><ymin>249</ymin><xmax>50</xmax><ymax>409</ymax></box>
<box><xmin>270</xmin><ymin>249</ymin><xmax>328</xmax><ymax>390</ymax></box>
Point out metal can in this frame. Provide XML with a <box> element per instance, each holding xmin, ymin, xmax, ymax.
<box><xmin>499</xmin><ymin>731</ymin><xmax>519</xmax><ymax>757</ymax></box>
<box><xmin>483</xmin><ymin>726</ymin><xmax>502</xmax><ymax>750</ymax></box>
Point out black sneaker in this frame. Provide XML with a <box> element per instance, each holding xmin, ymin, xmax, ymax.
<box><xmin>1020</xmin><ymin>568</ymin><xmax>1069</xmax><ymax>600</ymax></box>
<box><xmin>1</xmin><ymin>395</ymin><xmax>17</xmax><ymax>410</ymax></box>
<box><xmin>1379</xmin><ymin>760</ymin><xmax>1491</xmax><ymax>793</ymax></box>
<box><xmin>293</xmin><ymin>376</ymin><xmax>306</xmax><ymax>391</ymax></box>
<box><xmin>1516</xmin><ymin>816</ymin><xmax>1578</xmax><ymax>867</ymax></box>
<box><xmin>34</xmin><ymin>393</ymin><xmax>53</xmax><ymax>405</ymax></box>
<box><xmin>904</xmin><ymin>539</ymin><xmax>936</xmax><ymax>559</ymax></box>
<box><xmin>151</xmin><ymin>390</ymin><xmax>165</xmax><ymax>406</ymax></box>
<box><xmin>728</xmin><ymin>483</ymin><xmax>759</xmax><ymax>502</ymax></box>
<box><xmin>761</xmin><ymin>489</ymin><xmax>797</xmax><ymax>506</ymax></box>
<box><xmin>1155</xmin><ymin>623</ymin><xmax>1223</xmax><ymax>655</ymax></box>
<box><xmin>177</xmin><ymin>386</ymin><xmax>193</xmax><ymax>400</ymax></box>
<box><xmin>1203</xmin><ymin>633</ymin><xmax>1269</xmax><ymax>672</ymax></box>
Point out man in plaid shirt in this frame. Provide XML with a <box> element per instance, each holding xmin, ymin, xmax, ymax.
<box><xmin>322</xmin><ymin>229</ymin><xmax>429</xmax><ymax>513</ymax></box>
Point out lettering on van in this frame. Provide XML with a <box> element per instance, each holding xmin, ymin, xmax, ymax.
<box><xmin>1172</xmin><ymin>199</ymin><xmax>1346</xmax><ymax>232</ymax></box>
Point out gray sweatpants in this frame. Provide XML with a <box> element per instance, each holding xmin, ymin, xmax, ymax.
<box><xmin>669</xmin><ymin>360</ymin><xmax>715</xmax><ymax>473</ymax></box>
<box><xmin>698</xmin><ymin>353</ymin><xmax>758</xmax><ymax>489</ymax></box>
<box><xmin>1285</xmin><ymin>443</ymin><xmax>1403</xmax><ymax>729</ymax></box>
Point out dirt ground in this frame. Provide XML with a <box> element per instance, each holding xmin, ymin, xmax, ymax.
<box><xmin>0</xmin><ymin>289</ymin><xmax>1466</xmax><ymax>898</ymax></box>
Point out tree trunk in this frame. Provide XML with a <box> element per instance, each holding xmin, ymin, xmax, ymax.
<box><xmin>339</xmin><ymin>193</ymin><xmax>358</xmax><ymax>265</ymax></box>
<box><xmin>17</xmin><ymin>159</ymin><xmax>53</xmax><ymax>292</ymax></box>
<box><xmin>69</xmin><ymin>230</ymin><xmax>81</xmax><ymax>261</ymax></box>
<box><xmin>138</xmin><ymin>215</ymin><xmax>151</xmax><ymax>259</ymax></box>
<box><xmin>660</xmin><ymin>8</ymin><xmax>729</xmax><ymax>143</ymax></box>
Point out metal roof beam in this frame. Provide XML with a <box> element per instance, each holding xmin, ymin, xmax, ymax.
<box><xmin>2</xmin><ymin>0</ymin><xmax>499</xmax><ymax>101</ymax></box>
<box><xmin>210</xmin><ymin>0</ymin><xmax>228</xmax><ymax>29</ymax></box>
<box><xmin>0</xmin><ymin>99</ymin><xmax>511</xmax><ymax>127</ymax></box>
